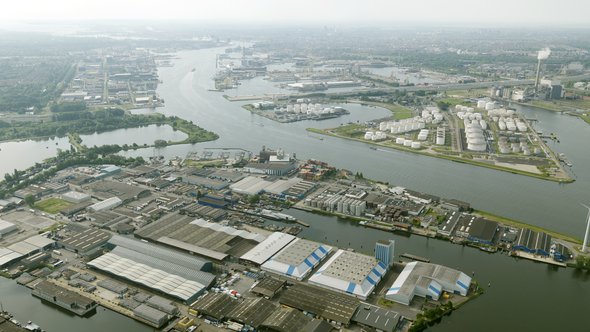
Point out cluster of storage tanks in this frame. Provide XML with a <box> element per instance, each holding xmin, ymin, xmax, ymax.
<box><xmin>364</xmin><ymin>131</ymin><xmax>387</xmax><ymax>141</ymax></box>
<box><xmin>455</xmin><ymin>105</ymin><xmax>488</xmax><ymax>131</ymax></box>
<box><xmin>487</xmin><ymin>108</ymin><xmax>527</xmax><ymax>132</ymax></box>
<box><xmin>379</xmin><ymin>117</ymin><xmax>426</xmax><ymax>134</ymax></box>
<box><xmin>421</xmin><ymin>107</ymin><xmax>444</xmax><ymax>124</ymax></box>
<box><xmin>465</xmin><ymin>122</ymin><xmax>487</xmax><ymax>151</ymax></box>
<box><xmin>476</xmin><ymin>99</ymin><xmax>501</xmax><ymax>111</ymax></box>
<box><xmin>497</xmin><ymin>136</ymin><xmax>538</xmax><ymax>155</ymax></box>
<box><xmin>394</xmin><ymin>137</ymin><xmax>422</xmax><ymax>149</ymax></box>
<box><xmin>417</xmin><ymin>129</ymin><xmax>429</xmax><ymax>141</ymax></box>
<box><xmin>280</xmin><ymin>103</ymin><xmax>341</xmax><ymax>115</ymax></box>
<box><xmin>436</xmin><ymin>127</ymin><xmax>445</xmax><ymax>145</ymax></box>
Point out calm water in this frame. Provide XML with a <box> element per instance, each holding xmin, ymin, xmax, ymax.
<box><xmin>0</xmin><ymin>137</ymin><xmax>70</xmax><ymax>177</ymax></box>
<box><xmin>1</xmin><ymin>46</ymin><xmax>589</xmax><ymax>331</ymax></box>
<box><xmin>0</xmin><ymin>277</ymin><xmax>150</xmax><ymax>332</ymax></box>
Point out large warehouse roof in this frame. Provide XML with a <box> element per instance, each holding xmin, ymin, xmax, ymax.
<box><xmin>308</xmin><ymin>249</ymin><xmax>387</xmax><ymax>300</ymax></box>
<box><xmin>0</xmin><ymin>219</ymin><xmax>16</xmax><ymax>235</ymax></box>
<box><xmin>135</xmin><ymin>214</ymin><xmax>263</xmax><ymax>260</ymax></box>
<box><xmin>279</xmin><ymin>283</ymin><xmax>360</xmax><ymax>325</ymax></box>
<box><xmin>0</xmin><ymin>247</ymin><xmax>23</xmax><ymax>267</ymax></box>
<box><xmin>240</xmin><ymin>232</ymin><xmax>296</xmax><ymax>265</ymax></box>
<box><xmin>190</xmin><ymin>219</ymin><xmax>266</xmax><ymax>242</ymax></box>
<box><xmin>385</xmin><ymin>261</ymin><xmax>471</xmax><ymax>305</ymax></box>
<box><xmin>261</xmin><ymin>238</ymin><xmax>332</xmax><ymax>280</ymax></box>
<box><xmin>88</xmin><ymin>252</ymin><xmax>211</xmax><ymax>302</ymax></box>
<box><xmin>229</xmin><ymin>176</ymin><xmax>272</xmax><ymax>196</ymax></box>
<box><xmin>107</xmin><ymin>235</ymin><xmax>212</xmax><ymax>272</ymax></box>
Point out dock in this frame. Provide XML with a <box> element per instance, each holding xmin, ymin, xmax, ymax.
<box><xmin>510</xmin><ymin>251</ymin><xmax>567</xmax><ymax>267</ymax></box>
<box><xmin>32</xmin><ymin>280</ymin><xmax>98</xmax><ymax>316</ymax></box>
<box><xmin>400</xmin><ymin>253</ymin><xmax>431</xmax><ymax>263</ymax></box>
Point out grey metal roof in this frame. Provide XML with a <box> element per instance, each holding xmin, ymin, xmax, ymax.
<box><xmin>260</xmin><ymin>307</ymin><xmax>311</xmax><ymax>332</ymax></box>
<box><xmin>351</xmin><ymin>303</ymin><xmax>400</xmax><ymax>332</ymax></box>
<box><xmin>226</xmin><ymin>297</ymin><xmax>278</xmax><ymax>328</ymax></box>
<box><xmin>191</xmin><ymin>293</ymin><xmax>239</xmax><ymax>320</ymax></box>
<box><xmin>279</xmin><ymin>283</ymin><xmax>359</xmax><ymax>325</ymax></box>
<box><xmin>108</xmin><ymin>235</ymin><xmax>211</xmax><ymax>271</ymax></box>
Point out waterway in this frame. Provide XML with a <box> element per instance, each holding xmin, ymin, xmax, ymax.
<box><xmin>122</xmin><ymin>47</ymin><xmax>590</xmax><ymax>238</ymax></box>
<box><xmin>0</xmin><ymin>137</ymin><xmax>70</xmax><ymax>178</ymax></box>
<box><xmin>0</xmin><ymin>277</ymin><xmax>150</xmax><ymax>332</ymax></box>
<box><xmin>1</xmin><ymin>46</ymin><xmax>589</xmax><ymax>331</ymax></box>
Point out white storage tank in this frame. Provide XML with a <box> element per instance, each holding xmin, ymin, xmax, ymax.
<box><xmin>411</xmin><ymin>141</ymin><xmax>421</xmax><ymax>149</ymax></box>
<box><xmin>479</xmin><ymin>120</ymin><xmax>487</xmax><ymax>130</ymax></box>
<box><xmin>404</xmin><ymin>140</ymin><xmax>413</xmax><ymax>147</ymax></box>
<box><xmin>477</xmin><ymin>100</ymin><xmax>487</xmax><ymax>108</ymax></box>
<box><xmin>396</xmin><ymin>137</ymin><xmax>405</xmax><ymax>144</ymax></box>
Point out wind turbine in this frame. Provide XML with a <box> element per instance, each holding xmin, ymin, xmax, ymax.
<box><xmin>582</xmin><ymin>203</ymin><xmax>590</xmax><ymax>253</ymax></box>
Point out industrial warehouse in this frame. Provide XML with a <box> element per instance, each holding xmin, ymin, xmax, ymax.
<box><xmin>260</xmin><ymin>238</ymin><xmax>333</xmax><ymax>280</ymax></box>
<box><xmin>135</xmin><ymin>213</ymin><xmax>266</xmax><ymax>261</ymax></box>
<box><xmin>87</xmin><ymin>236</ymin><xmax>215</xmax><ymax>303</ymax></box>
<box><xmin>385</xmin><ymin>262</ymin><xmax>472</xmax><ymax>305</ymax></box>
<box><xmin>308</xmin><ymin>249</ymin><xmax>388</xmax><ymax>300</ymax></box>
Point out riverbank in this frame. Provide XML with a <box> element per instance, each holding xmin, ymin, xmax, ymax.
<box><xmin>346</xmin><ymin>100</ymin><xmax>414</xmax><ymax>120</ymax></box>
<box><xmin>306</xmin><ymin>127</ymin><xmax>574</xmax><ymax>183</ymax></box>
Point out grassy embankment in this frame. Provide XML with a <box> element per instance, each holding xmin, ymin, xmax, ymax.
<box><xmin>306</xmin><ymin>126</ymin><xmax>573</xmax><ymax>183</ymax></box>
<box><xmin>473</xmin><ymin>209</ymin><xmax>581</xmax><ymax>244</ymax></box>
<box><xmin>347</xmin><ymin>100</ymin><xmax>414</xmax><ymax>120</ymax></box>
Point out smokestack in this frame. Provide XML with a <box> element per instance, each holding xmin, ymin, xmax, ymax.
<box><xmin>535</xmin><ymin>48</ymin><xmax>551</xmax><ymax>93</ymax></box>
<box><xmin>535</xmin><ymin>59</ymin><xmax>542</xmax><ymax>92</ymax></box>
<box><xmin>583</xmin><ymin>203</ymin><xmax>590</xmax><ymax>253</ymax></box>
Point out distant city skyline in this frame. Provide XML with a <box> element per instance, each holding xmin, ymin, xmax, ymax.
<box><xmin>2</xmin><ymin>0</ymin><xmax>590</xmax><ymax>27</ymax></box>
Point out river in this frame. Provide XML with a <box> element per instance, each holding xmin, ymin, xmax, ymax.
<box><xmin>1</xmin><ymin>46</ymin><xmax>589</xmax><ymax>331</ymax></box>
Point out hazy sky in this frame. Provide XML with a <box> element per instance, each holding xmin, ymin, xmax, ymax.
<box><xmin>2</xmin><ymin>0</ymin><xmax>589</xmax><ymax>27</ymax></box>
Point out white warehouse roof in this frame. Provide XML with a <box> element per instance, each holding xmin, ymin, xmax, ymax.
<box><xmin>0</xmin><ymin>247</ymin><xmax>24</xmax><ymax>267</ymax></box>
<box><xmin>88</xmin><ymin>197</ymin><xmax>123</xmax><ymax>212</ymax></box>
<box><xmin>230</xmin><ymin>176</ymin><xmax>272</xmax><ymax>196</ymax></box>
<box><xmin>88</xmin><ymin>252</ymin><xmax>207</xmax><ymax>302</ymax></box>
<box><xmin>385</xmin><ymin>261</ymin><xmax>471</xmax><ymax>305</ymax></box>
<box><xmin>261</xmin><ymin>238</ymin><xmax>332</xmax><ymax>280</ymax></box>
<box><xmin>190</xmin><ymin>218</ymin><xmax>266</xmax><ymax>242</ymax></box>
<box><xmin>240</xmin><ymin>232</ymin><xmax>296</xmax><ymax>265</ymax></box>
<box><xmin>308</xmin><ymin>249</ymin><xmax>387</xmax><ymax>300</ymax></box>
<box><xmin>0</xmin><ymin>219</ymin><xmax>17</xmax><ymax>235</ymax></box>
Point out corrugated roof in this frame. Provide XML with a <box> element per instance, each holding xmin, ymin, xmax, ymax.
<box><xmin>261</xmin><ymin>238</ymin><xmax>332</xmax><ymax>280</ymax></box>
<box><xmin>308</xmin><ymin>249</ymin><xmax>386</xmax><ymax>300</ymax></box>
<box><xmin>240</xmin><ymin>232</ymin><xmax>296</xmax><ymax>265</ymax></box>
<box><xmin>88</xmin><ymin>252</ymin><xmax>209</xmax><ymax>301</ymax></box>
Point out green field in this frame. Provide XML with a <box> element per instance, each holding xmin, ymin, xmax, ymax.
<box><xmin>350</xmin><ymin>100</ymin><xmax>414</xmax><ymax>120</ymax></box>
<box><xmin>35</xmin><ymin>197</ymin><xmax>72</xmax><ymax>214</ymax></box>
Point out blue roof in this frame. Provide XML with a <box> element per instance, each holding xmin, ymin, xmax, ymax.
<box><xmin>346</xmin><ymin>282</ymin><xmax>356</xmax><ymax>294</ymax></box>
<box><xmin>456</xmin><ymin>280</ymin><xmax>468</xmax><ymax>290</ymax></box>
<box><xmin>428</xmin><ymin>284</ymin><xmax>441</xmax><ymax>296</ymax></box>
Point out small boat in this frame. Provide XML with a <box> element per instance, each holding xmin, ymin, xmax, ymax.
<box><xmin>370</xmin><ymin>146</ymin><xmax>377</xmax><ymax>150</ymax></box>
<box><xmin>191</xmin><ymin>68</ymin><xmax>196</xmax><ymax>72</ymax></box>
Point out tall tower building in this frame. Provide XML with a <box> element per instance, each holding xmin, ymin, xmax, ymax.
<box><xmin>375</xmin><ymin>239</ymin><xmax>395</xmax><ymax>267</ymax></box>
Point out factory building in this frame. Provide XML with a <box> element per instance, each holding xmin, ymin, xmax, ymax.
<box><xmin>304</xmin><ymin>194</ymin><xmax>366</xmax><ymax>217</ymax></box>
<box><xmin>240</xmin><ymin>232</ymin><xmax>296</xmax><ymax>265</ymax></box>
<box><xmin>513</xmin><ymin>229</ymin><xmax>552</xmax><ymax>256</ymax></box>
<box><xmin>88</xmin><ymin>197</ymin><xmax>123</xmax><ymax>212</ymax></box>
<box><xmin>61</xmin><ymin>191</ymin><xmax>91</xmax><ymax>204</ymax></box>
<box><xmin>375</xmin><ymin>240</ymin><xmax>395</xmax><ymax>268</ymax></box>
<box><xmin>385</xmin><ymin>262</ymin><xmax>472</xmax><ymax>305</ymax></box>
<box><xmin>88</xmin><ymin>236</ymin><xmax>215</xmax><ymax>303</ymax></box>
<box><xmin>308</xmin><ymin>249</ymin><xmax>387</xmax><ymax>300</ymax></box>
<box><xmin>279</xmin><ymin>283</ymin><xmax>360</xmax><ymax>326</ymax></box>
<box><xmin>58</xmin><ymin>228</ymin><xmax>112</xmax><ymax>256</ymax></box>
<box><xmin>261</xmin><ymin>238</ymin><xmax>332</xmax><ymax>280</ymax></box>
<box><xmin>437</xmin><ymin>211</ymin><xmax>461</xmax><ymax>237</ymax></box>
<box><xmin>454</xmin><ymin>217</ymin><xmax>498</xmax><ymax>245</ymax></box>
<box><xmin>135</xmin><ymin>214</ymin><xmax>266</xmax><ymax>262</ymax></box>
<box><xmin>351</xmin><ymin>303</ymin><xmax>401</xmax><ymax>332</ymax></box>
<box><xmin>0</xmin><ymin>219</ymin><xmax>17</xmax><ymax>237</ymax></box>
<box><xmin>1</xmin><ymin>234</ymin><xmax>55</xmax><ymax>267</ymax></box>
